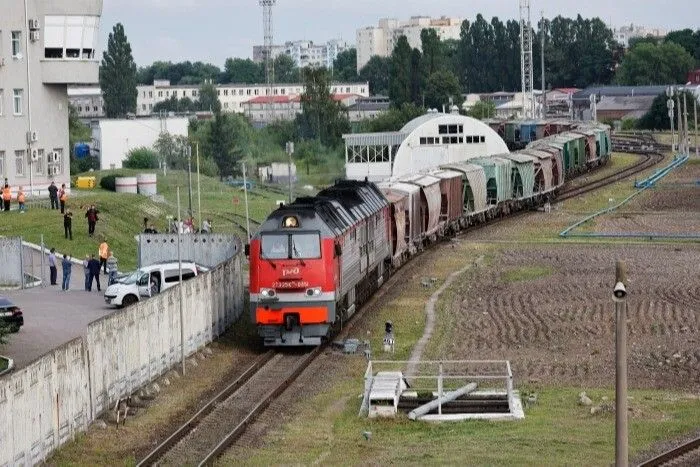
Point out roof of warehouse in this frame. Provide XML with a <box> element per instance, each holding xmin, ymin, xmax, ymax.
<box><xmin>572</xmin><ymin>85</ymin><xmax>669</xmax><ymax>101</ymax></box>
<box><xmin>595</xmin><ymin>95</ymin><xmax>656</xmax><ymax>111</ymax></box>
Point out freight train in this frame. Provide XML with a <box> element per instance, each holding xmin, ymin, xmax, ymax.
<box><xmin>247</xmin><ymin>122</ymin><xmax>611</xmax><ymax>346</ymax></box>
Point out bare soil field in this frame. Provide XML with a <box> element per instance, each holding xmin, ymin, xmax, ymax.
<box><xmin>432</xmin><ymin>243</ymin><xmax>700</xmax><ymax>390</ymax></box>
<box><xmin>598</xmin><ymin>161</ymin><xmax>700</xmax><ymax>235</ymax></box>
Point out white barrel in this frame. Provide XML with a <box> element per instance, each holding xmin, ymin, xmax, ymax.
<box><xmin>137</xmin><ymin>173</ymin><xmax>158</xmax><ymax>195</ymax></box>
<box><xmin>115</xmin><ymin>176</ymin><xmax>138</xmax><ymax>194</ymax></box>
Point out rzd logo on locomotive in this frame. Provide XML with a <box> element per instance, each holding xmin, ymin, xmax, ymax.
<box><xmin>282</xmin><ymin>267</ymin><xmax>300</xmax><ymax>277</ymax></box>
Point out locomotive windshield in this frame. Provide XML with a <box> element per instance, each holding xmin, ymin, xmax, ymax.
<box><xmin>261</xmin><ymin>233</ymin><xmax>321</xmax><ymax>259</ymax></box>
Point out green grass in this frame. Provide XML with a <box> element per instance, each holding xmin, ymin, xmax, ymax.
<box><xmin>501</xmin><ymin>265</ymin><xmax>553</xmax><ymax>283</ymax></box>
<box><xmin>2</xmin><ymin>168</ymin><xmax>300</xmax><ymax>271</ymax></box>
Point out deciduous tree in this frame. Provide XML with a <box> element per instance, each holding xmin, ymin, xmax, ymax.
<box><xmin>389</xmin><ymin>36</ymin><xmax>412</xmax><ymax>106</ymax></box>
<box><xmin>359</xmin><ymin>56</ymin><xmax>391</xmax><ymax>95</ymax></box>
<box><xmin>333</xmin><ymin>49</ymin><xmax>360</xmax><ymax>82</ymax></box>
<box><xmin>424</xmin><ymin>70</ymin><xmax>463</xmax><ymax>110</ymax></box>
<box><xmin>615</xmin><ymin>42</ymin><xmax>694</xmax><ymax>85</ymax></box>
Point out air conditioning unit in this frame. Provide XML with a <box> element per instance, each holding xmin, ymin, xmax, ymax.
<box><xmin>29</xmin><ymin>30</ymin><xmax>40</xmax><ymax>42</ymax></box>
<box><xmin>28</xmin><ymin>19</ymin><xmax>40</xmax><ymax>30</ymax></box>
<box><xmin>26</xmin><ymin>131</ymin><xmax>38</xmax><ymax>144</ymax></box>
<box><xmin>30</xmin><ymin>149</ymin><xmax>39</xmax><ymax>162</ymax></box>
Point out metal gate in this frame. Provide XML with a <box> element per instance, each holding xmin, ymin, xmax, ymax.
<box><xmin>21</xmin><ymin>239</ymin><xmax>44</xmax><ymax>288</ymax></box>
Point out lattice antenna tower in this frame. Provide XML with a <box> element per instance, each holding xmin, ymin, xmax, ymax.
<box><xmin>520</xmin><ymin>0</ymin><xmax>535</xmax><ymax>119</ymax></box>
<box><xmin>260</xmin><ymin>0</ymin><xmax>276</xmax><ymax>96</ymax></box>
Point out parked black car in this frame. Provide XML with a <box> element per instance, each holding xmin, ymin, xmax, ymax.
<box><xmin>0</xmin><ymin>296</ymin><xmax>23</xmax><ymax>332</ymax></box>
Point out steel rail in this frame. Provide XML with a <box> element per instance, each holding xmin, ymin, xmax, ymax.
<box><xmin>637</xmin><ymin>436</ymin><xmax>700</xmax><ymax>467</ymax></box>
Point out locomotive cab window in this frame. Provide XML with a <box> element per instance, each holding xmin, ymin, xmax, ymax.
<box><xmin>261</xmin><ymin>234</ymin><xmax>289</xmax><ymax>259</ymax></box>
<box><xmin>291</xmin><ymin>233</ymin><xmax>321</xmax><ymax>259</ymax></box>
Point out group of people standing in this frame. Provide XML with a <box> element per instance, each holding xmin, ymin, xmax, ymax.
<box><xmin>47</xmin><ymin>240</ymin><xmax>117</xmax><ymax>292</ymax></box>
<box><xmin>1</xmin><ymin>179</ymin><xmax>27</xmax><ymax>213</ymax></box>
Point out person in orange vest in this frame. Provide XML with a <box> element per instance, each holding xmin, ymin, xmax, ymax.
<box><xmin>59</xmin><ymin>183</ymin><xmax>67</xmax><ymax>214</ymax></box>
<box><xmin>17</xmin><ymin>186</ymin><xmax>26</xmax><ymax>213</ymax></box>
<box><xmin>2</xmin><ymin>184</ymin><xmax>11</xmax><ymax>211</ymax></box>
<box><xmin>99</xmin><ymin>239</ymin><xmax>109</xmax><ymax>274</ymax></box>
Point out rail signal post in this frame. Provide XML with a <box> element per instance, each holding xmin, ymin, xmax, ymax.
<box><xmin>613</xmin><ymin>261</ymin><xmax>628</xmax><ymax>467</ymax></box>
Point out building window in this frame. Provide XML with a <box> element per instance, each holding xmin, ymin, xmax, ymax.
<box><xmin>166</xmin><ymin>91</ymin><xmax>169</xmax><ymax>96</ymax></box>
<box><xmin>224</xmin><ymin>102</ymin><xmax>229</xmax><ymax>109</ymax></box>
<box><xmin>35</xmin><ymin>149</ymin><xmax>45</xmax><ymax>175</ymax></box>
<box><xmin>93</xmin><ymin>106</ymin><xmax>98</xmax><ymax>112</ymax></box>
<box><xmin>15</xmin><ymin>150</ymin><xmax>25</xmax><ymax>176</ymax></box>
<box><xmin>44</xmin><ymin>16</ymin><xmax>99</xmax><ymax>59</ymax></box>
<box><xmin>172</xmin><ymin>90</ymin><xmax>177</xmax><ymax>97</ymax></box>
<box><xmin>11</xmin><ymin>31</ymin><xmax>21</xmax><ymax>57</ymax></box>
<box><xmin>480</xmin><ymin>136</ymin><xmax>485</xmax><ymax>143</ymax></box>
<box><xmin>52</xmin><ymin>148</ymin><xmax>63</xmax><ymax>174</ymax></box>
<box><xmin>224</xmin><ymin>89</ymin><xmax>229</xmax><ymax>96</ymax></box>
<box><xmin>142</xmin><ymin>104</ymin><xmax>146</xmax><ymax>111</ymax></box>
<box><xmin>450</xmin><ymin>136</ymin><xmax>458</xmax><ymax>144</ymax></box>
<box><xmin>238</xmin><ymin>89</ymin><xmax>243</xmax><ymax>95</ymax></box>
<box><xmin>149</xmin><ymin>103</ymin><xmax>153</xmax><ymax>109</ymax></box>
<box><xmin>419</xmin><ymin>137</ymin><xmax>427</xmax><ymax>145</ymax></box>
<box><xmin>149</xmin><ymin>91</ymin><xmax>153</xmax><ymax>98</ymax></box>
<box><xmin>442</xmin><ymin>136</ymin><xmax>450</xmax><ymax>144</ymax></box>
<box><xmin>78</xmin><ymin>106</ymin><xmax>83</xmax><ymax>112</ymax></box>
<box><xmin>217</xmin><ymin>89</ymin><xmax>221</xmax><ymax>96</ymax></box>
<box><xmin>458</xmin><ymin>137</ymin><xmax>463</xmax><ymax>143</ymax></box>
<box><xmin>0</xmin><ymin>89</ymin><xmax>3</xmax><ymax>115</ymax></box>
<box><xmin>13</xmin><ymin>89</ymin><xmax>23</xmax><ymax>115</ymax></box>
<box><xmin>192</xmin><ymin>90</ymin><xmax>197</xmax><ymax>97</ymax></box>
<box><xmin>158</xmin><ymin>91</ymin><xmax>163</xmax><ymax>97</ymax></box>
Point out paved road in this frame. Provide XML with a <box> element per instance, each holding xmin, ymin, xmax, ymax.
<box><xmin>1</xmin><ymin>247</ymin><xmax>116</xmax><ymax>369</ymax></box>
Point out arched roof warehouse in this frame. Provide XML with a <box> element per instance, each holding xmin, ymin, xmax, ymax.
<box><xmin>343</xmin><ymin>112</ymin><xmax>510</xmax><ymax>182</ymax></box>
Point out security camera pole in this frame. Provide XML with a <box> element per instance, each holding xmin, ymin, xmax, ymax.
<box><xmin>613</xmin><ymin>260</ymin><xmax>628</xmax><ymax>467</ymax></box>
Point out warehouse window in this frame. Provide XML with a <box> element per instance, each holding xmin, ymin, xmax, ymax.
<box><xmin>420</xmin><ymin>137</ymin><xmax>427</xmax><ymax>145</ymax></box>
<box><xmin>466</xmin><ymin>136</ymin><xmax>473</xmax><ymax>144</ymax></box>
<box><xmin>458</xmin><ymin>137</ymin><xmax>464</xmax><ymax>143</ymax></box>
<box><xmin>450</xmin><ymin>136</ymin><xmax>458</xmax><ymax>144</ymax></box>
<box><xmin>480</xmin><ymin>136</ymin><xmax>485</xmax><ymax>143</ymax></box>
<box><xmin>438</xmin><ymin>125</ymin><xmax>448</xmax><ymax>134</ymax></box>
<box><xmin>448</xmin><ymin>125</ymin><xmax>458</xmax><ymax>134</ymax></box>
<box><xmin>442</xmin><ymin>136</ymin><xmax>450</xmax><ymax>144</ymax></box>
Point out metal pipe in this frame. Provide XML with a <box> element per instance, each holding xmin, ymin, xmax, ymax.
<box><xmin>19</xmin><ymin>237</ymin><xmax>24</xmax><ymax>289</ymax></box>
<box><xmin>23</xmin><ymin>0</ymin><xmax>34</xmax><ymax>196</ymax></box>
<box><xmin>187</xmin><ymin>146</ymin><xmax>193</xmax><ymax>217</ymax></box>
<box><xmin>177</xmin><ymin>187</ymin><xmax>185</xmax><ymax>376</ymax></box>
<box><xmin>408</xmin><ymin>383</ymin><xmax>478</xmax><ymax>420</ymax></box>
<box><xmin>677</xmin><ymin>92</ymin><xmax>683</xmax><ymax>154</ymax></box>
<box><xmin>614</xmin><ymin>261</ymin><xmax>628</xmax><ymax>467</ymax></box>
<box><xmin>40</xmin><ymin>234</ymin><xmax>45</xmax><ymax>287</ymax></box>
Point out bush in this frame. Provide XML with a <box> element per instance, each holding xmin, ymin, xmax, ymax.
<box><xmin>621</xmin><ymin>118</ymin><xmax>638</xmax><ymax>131</ymax></box>
<box><xmin>123</xmin><ymin>147</ymin><xmax>160</xmax><ymax>169</ymax></box>
<box><xmin>100</xmin><ymin>174</ymin><xmax>123</xmax><ymax>191</ymax></box>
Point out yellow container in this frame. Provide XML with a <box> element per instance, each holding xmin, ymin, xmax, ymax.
<box><xmin>76</xmin><ymin>176</ymin><xmax>96</xmax><ymax>189</ymax></box>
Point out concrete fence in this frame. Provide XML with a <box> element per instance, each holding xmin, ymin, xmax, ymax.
<box><xmin>0</xmin><ymin>237</ymin><xmax>23</xmax><ymax>288</ymax></box>
<box><xmin>0</xmin><ymin>253</ymin><xmax>244</xmax><ymax>466</ymax></box>
<box><xmin>137</xmin><ymin>234</ymin><xmax>240</xmax><ymax>269</ymax></box>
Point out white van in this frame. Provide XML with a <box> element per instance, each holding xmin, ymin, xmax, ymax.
<box><xmin>104</xmin><ymin>261</ymin><xmax>203</xmax><ymax>307</ymax></box>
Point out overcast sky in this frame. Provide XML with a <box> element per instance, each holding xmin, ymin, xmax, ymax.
<box><xmin>101</xmin><ymin>0</ymin><xmax>698</xmax><ymax>67</ymax></box>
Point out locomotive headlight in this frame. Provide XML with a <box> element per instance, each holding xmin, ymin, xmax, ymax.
<box><xmin>261</xmin><ymin>288</ymin><xmax>276</xmax><ymax>298</ymax></box>
<box><xmin>306</xmin><ymin>287</ymin><xmax>322</xmax><ymax>297</ymax></box>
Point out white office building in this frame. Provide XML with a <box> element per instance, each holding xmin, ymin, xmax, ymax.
<box><xmin>253</xmin><ymin>39</ymin><xmax>350</xmax><ymax>69</ymax></box>
<box><xmin>135</xmin><ymin>80</ymin><xmax>369</xmax><ymax>116</ymax></box>
<box><xmin>356</xmin><ymin>16</ymin><xmax>462</xmax><ymax>72</ymax></box>
<box><xmin>0</xmin><ymin>0</ymin><xmax>103</xmax><ymax>195</ymax></box>
<box><xmin>613</xmin><ymin>24</ymin><xmax>667</xmax><ymax>48</ymax></box>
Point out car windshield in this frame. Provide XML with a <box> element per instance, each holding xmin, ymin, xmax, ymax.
<box><xmin>120</xmin><ymin>270</ymin><xmax>143</xmax><ymax>285</ymax></box>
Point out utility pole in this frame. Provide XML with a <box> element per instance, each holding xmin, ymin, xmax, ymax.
<box><xmin>613</xmin><ymin>261</ymin><xmax>628</xmax><ymax>467</ymax></box>
<box><xmin>186</xmin><ymin>145</ymin><xmax>193</xmax><ymax>217</ymax></box>
<box><xmin>177</xmin><ymin>187</ymin><xmax>185</xmax><ymax>376</ymax></box>
<box><xmin>683</xmin><ymin>92</ymin><xmax>689</xmax><ymax>157</ymax></box>
<box><xmin>676</xmin><ymin>89</ymin><xmax>683</xmax><ymax>155</ymax></box>
<box><xmin>540</xmin><ymin>10</ymin><xmax>546</xmax><ymax>119</ymax></box>
<box><xmin>242</xmin><ymin>162</ymin><xmax>252</xmax><ymax>242</ymax></box>
<box><xmin>196</xmin><ymin>142</ymin><xmax>202</xmax><ymax>230</ymax></box>
<box><xmin>286</xmin><ymin>141</ymin><xmax>294</xmax><ymax>205</ymax></box>
<box><xmin>519</xmin><ymin>0</ymin><xmax>534</xmax><ymax>119</ymax></box>
<box><xmin>667</xmin><ymin>87</ymin><xmax>675</xmax><ymax>152</ymax></box>
<box><xmin>694</xmin><ymin>90</ymin><xmax>698</xmax><ymax>158</ymax></box>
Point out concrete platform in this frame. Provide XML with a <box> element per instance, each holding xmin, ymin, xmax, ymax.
<box><xmin>0</xmin><ymin>283</ymin><xmax>114</xmax><ymax>370</ymax></box>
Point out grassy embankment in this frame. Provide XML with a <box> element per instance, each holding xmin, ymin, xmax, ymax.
<box><xmin>3</xmin><ymin>169</ymin><xmax>307</xmax><ymax>271</ymax></box>
<box><xmin>218</xmin><ymin>239</ymin><xmax>700</xmax><ymax>465</ymax></box>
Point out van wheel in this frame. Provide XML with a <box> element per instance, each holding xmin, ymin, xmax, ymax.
<box><xmin>122</xmin><ymin>295</ymin><xmax>138</xmax><ymax>307</ymax></box>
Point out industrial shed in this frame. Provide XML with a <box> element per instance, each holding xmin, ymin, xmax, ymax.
<box><xmin>343</xmin><ymin>112</ymin><xmax>509</xmax><ymax>182</ymax></box>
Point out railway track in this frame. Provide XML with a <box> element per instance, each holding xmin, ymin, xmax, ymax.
<box><xmin>638</xmin><ymin>436</ymin><xmax>700</xmax><ymax>467</ymax></box>
<box><xmin>557</xmin><ymin>134</ymin><xmax>665</xmax><ymax>201</ymax></box>
<box><xmin>137</xmin><ymin>133</ymin><xmax>668</xmax><ymax>466</ymax></box>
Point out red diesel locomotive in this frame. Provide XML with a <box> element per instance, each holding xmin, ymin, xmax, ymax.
<box><xmin>248</xmin><ymin>181</ymin><xmax>391</xmax><ymax>346</ymax></box>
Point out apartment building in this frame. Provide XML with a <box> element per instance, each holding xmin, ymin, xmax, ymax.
<box><xmin>68</xmin><ymin>85</ymin><xmax>103</xmax><ymax>118</ymax></box>
<box><xmin>253</xmin><ymin>39</ymin><xmax>349</xmax><ymax>69</ymax></box>
<box><xmin>613</xmin><ymin>23</ymin><xmax>667</xmax><ymax>48</ymax></box>
<box><xmin>0</xmin><ymin>0</ymin><xmax>103</xmax><ymax>195</ymax></box>
<box><xmin>135</xmin><ymin>80</ymin><xmax>369</xmax><ymax>116</ymax></box>
<box><xmin>356</xmin><ymin>16</ymin><xmax>462</xmax><ymax>72</ymax></box>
